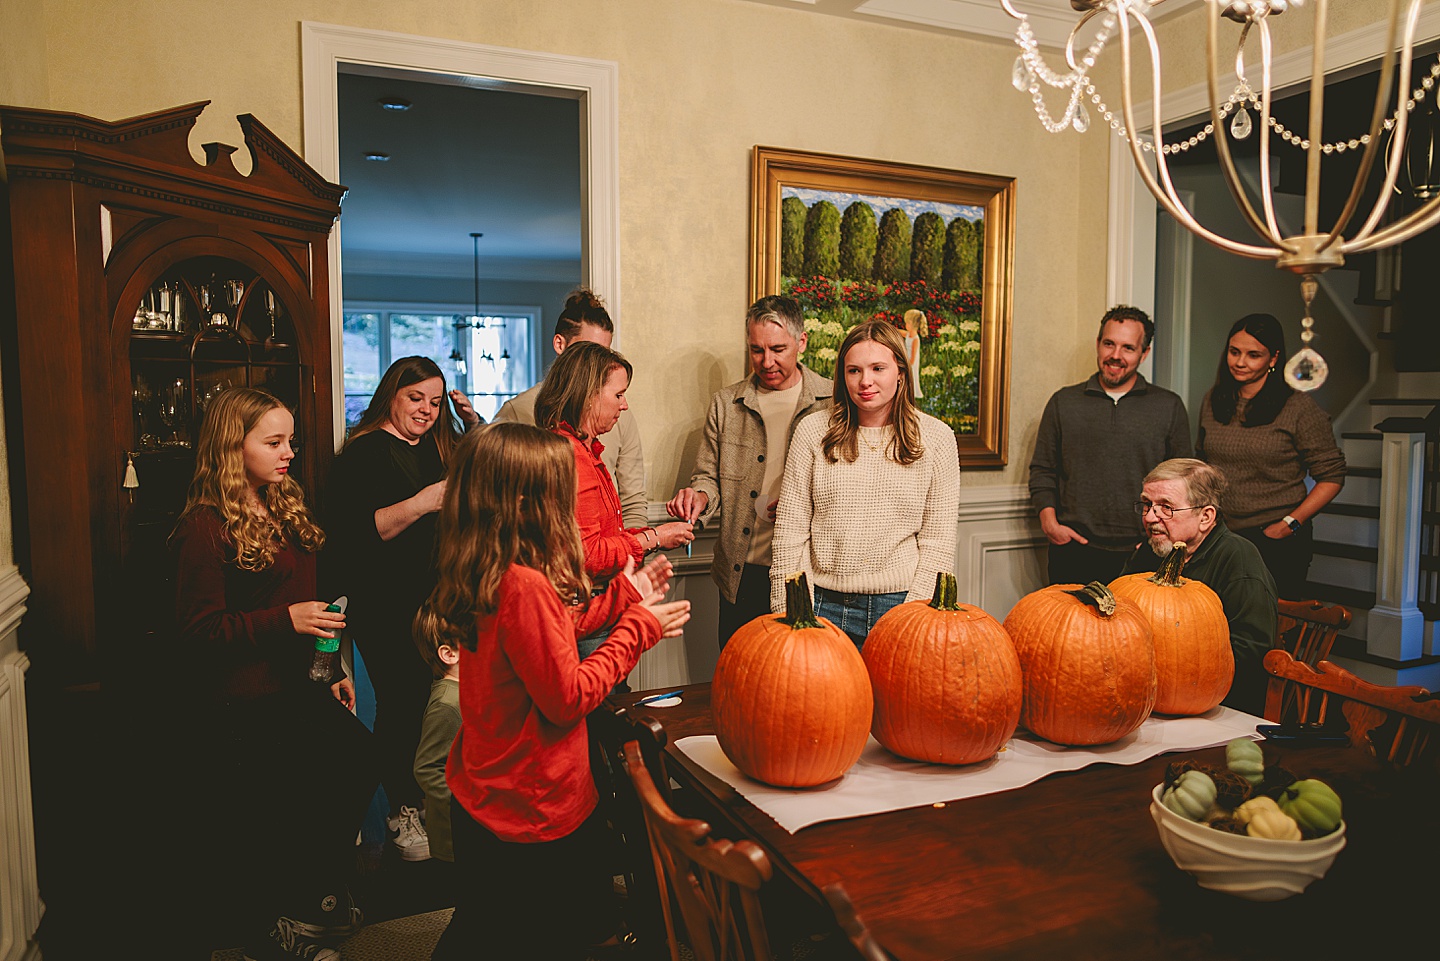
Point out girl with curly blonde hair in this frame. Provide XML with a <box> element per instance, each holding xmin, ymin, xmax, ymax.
<box><xmin>171</xmin><ymin>387</ymin><xmax>376</xmax><ymax>961</ymax></box>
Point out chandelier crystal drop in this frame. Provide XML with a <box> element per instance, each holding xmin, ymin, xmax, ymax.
<box><xmin>1002</xmin><ymin>0</ymin><xmax>1440</xmax><ymax>392</ymax></box>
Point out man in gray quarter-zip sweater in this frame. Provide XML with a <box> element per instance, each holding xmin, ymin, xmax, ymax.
<box><xmin>1028</xmin><ymin>305</ymin><xmax>1192</xmax><ymax>586</ymax></box>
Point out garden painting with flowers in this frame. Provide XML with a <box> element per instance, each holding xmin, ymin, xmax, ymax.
<box><xmin>781</xmin><ymin>186</ymin><xmax>985</xmax><ymax>434</ymax></box>
<box><xmin>752</xmin><ymin>147</ymin><xmax>1015</xmax><ymax>466</ymax></box>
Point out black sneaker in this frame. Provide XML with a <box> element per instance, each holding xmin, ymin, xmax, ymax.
<box><xmin>291</xmin><ymin>891</ymin><xmax>363</xmax><ymax>943</ymax></box>
<box><xmin>242</xmin><ymin>917</ymin><xmax>341</xmax><ymax>961</ymax></box>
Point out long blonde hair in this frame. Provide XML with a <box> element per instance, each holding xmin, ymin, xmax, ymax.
<box><xmin>415</xmin><ymin>422</ymin><xmax>588</xmax><ymax>654</ymax></box>
<box><xmin>175</xmin><ymin>387</ymin><xmax>324</xmax><ymax>570</ymax></box>
<box><xmin>822</xmin><ymin>320</ymin><xmax>924</xmax><ymax>465</ymax></box>
<box><xmin>533</xmin><ymin>340</ymin><xmax>632</xmax><ymax>438</ymax></box>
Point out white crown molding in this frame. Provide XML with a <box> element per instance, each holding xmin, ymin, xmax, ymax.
<box><xmin>1140</xmin><ymin>4</ymin><xmax>1440</xmax><ymax>124</ymax></box>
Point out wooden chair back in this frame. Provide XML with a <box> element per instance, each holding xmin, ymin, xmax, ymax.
<box><xmin>1263</xmin><ymin>649</ymin><xmax>1440</xmax><ymax>768</ymax></box>
<box><xmin>1276</xmin><ymin>598</ymin><xmax>1351</xmax><ymax>665</ymax></box>
<box><xmin>622</xmin><ymin>738</ymin><xmax>774</xmax><ymax>961</ymax></box>
<box><xmin>823</xmin><ymin>883</ymin><xmax>891</xmax><ymax>961</ymax></box>
<box><xmin>591</xmin><ymin>706</ymin><xmax>672</xmax><ymax>956</ymax></box>
<box><xmin>1272</xmin><ymin>599</ymin><xmax>1351</xmax><ymax>723</ymax></box>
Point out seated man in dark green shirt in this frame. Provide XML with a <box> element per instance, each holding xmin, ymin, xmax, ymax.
<box><xmin>1121</xmin><ymin>458</ymin><xmax>1278</xmax><ymax>716</ymax></box>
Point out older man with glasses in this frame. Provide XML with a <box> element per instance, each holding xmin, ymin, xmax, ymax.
<box><xmin>1120</xmin><ymin>457</ymin><xmax>1278</xmax><ymax>716</ymax></box>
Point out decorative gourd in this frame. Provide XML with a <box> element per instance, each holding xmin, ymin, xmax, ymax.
<box><xmin>1162</xmin><ymin>769</ymin><xmax>1217</xmax><ymax>821</ymax></box>
<box><xmin>1109</xmin><ymin>544</ymin><xmax>1233</xmax><ymax>715</ymax></box>
<box><xmin>863</xmin><ymin>572</ymin><xmax>1022</xmax><ymax>765</ymax></box>
<box><xmin>711</xmin><ymin>572</ymin><xmax>873</xmax><ymax>788</ymax></box>
<box><xmin>1235</xmin><ymin>796</ymin><xmax>1302</xmax><ymax>840</ymax></box>
<box><xmin>1225</xmin><ymin>737</ymin><xmax>1265</xmax><ymax>785</ymax></box>
<box><xmin>1002</xmin><ymin>581</ymin><xmax>1157</xmax><ymax>745</ymax></box>
<box><xmin>1276</xmin><ymin>779</ymin><xmax>1343</xmax><ymax>835</ymax></box>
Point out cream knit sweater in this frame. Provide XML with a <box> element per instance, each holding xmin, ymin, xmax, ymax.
<box><xmin>770</xmin><ymin>408</ymin><xmax>960</xmax><ymax>611</ymax></box>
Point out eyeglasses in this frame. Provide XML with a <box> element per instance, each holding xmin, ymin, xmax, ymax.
<box><xmin>1134</xmin><ymin>500</ymin><xmax>1206</xmax><ymax>519</ymax></box>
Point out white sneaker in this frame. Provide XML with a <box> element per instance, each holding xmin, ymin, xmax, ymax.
<box><xmin>392</xmin><ymin>804</ymin><xmax>430</xmax><ymax>862</ymax></box>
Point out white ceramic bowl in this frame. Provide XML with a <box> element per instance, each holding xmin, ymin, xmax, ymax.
<box><xmin>1149</xmin><ymin>783</ymin><xmax>1346</xmax><ymax>901</ymax></box>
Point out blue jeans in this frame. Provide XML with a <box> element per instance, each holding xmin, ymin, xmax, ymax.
<box><xmin>578</xmin><ymin>629</ymin><xmax>631</xmax><ymax>695</ymax></box>
<box><xmin>813</xmin><ymin>587</ymin><xmax>907</xmax><ymax>651</ymax></box>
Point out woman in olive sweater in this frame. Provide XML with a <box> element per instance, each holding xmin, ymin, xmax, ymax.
<box><xmin>1197</xmin><ymin>313</ymin><xmax>1347</xmax><ymax>600</ymax></box>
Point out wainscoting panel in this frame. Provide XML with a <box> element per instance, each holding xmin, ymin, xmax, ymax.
<box><xmin>627</xmin><ymin>487</ymin><xmax>1046</xmax><ymax>690</ymax></box>
<box><xmin>0</xmin><ymin>566</ymin><xmax>40</xmax><ymax>961</ymax></box>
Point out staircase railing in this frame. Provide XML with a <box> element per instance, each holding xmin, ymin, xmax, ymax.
<box><xmin>1420</xmin><ymin>406</ymin><xmax>1440</xmax><ymax>620</ymax></box>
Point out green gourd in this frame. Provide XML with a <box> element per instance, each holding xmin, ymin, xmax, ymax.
<box><xmin>1224</xmin><ymin>737</ymin><xmax>1265</xmax><ymax>785</ymax></box>
<box><xmin>1277</xmin><ymin>779</ymin><xmax>1343</xmax><ymax>835</ymax></box>
<box><xmin>1162</xmin><ymin>769</ymin><xmax>1217</xmax><ymax>822</ymax></box>
<box><xmin>1234</xmin><ymin>796</ymin><xmax>1302</xmax><ymax>841</ymax></box>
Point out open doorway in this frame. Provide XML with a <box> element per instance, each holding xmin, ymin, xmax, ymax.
<box><xmin>336</xmin><ymin>70</ymin><xmax>581</xmax><ymax>425</ymax></box>
<box><xmin>301</xmin><ymin>20</ymin><xmax>622</xmax><ymax>441</ymax></box>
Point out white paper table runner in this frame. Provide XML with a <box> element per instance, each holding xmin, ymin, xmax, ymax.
<box><xmin>674</xmin><ymin>707</ymin><xmax>1266</xmax><ymax>833</ymax></box>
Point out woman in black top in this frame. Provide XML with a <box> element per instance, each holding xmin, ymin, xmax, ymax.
<box><xmin>326</xmin><ymin>356</ymin><xmax>476</xmax><ymax>847</ymax></box>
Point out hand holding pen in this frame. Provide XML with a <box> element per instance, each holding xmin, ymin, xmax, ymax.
<box><xmin>666</xmin><ymin>488</ymin><xmax>709</xmax><ymax>557</ymax></box>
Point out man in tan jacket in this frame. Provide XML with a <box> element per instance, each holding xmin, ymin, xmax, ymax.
<box><xmin>667</xmin><ymin>296</ymin><xmax>832</xmax><ymax>647</ymax></box>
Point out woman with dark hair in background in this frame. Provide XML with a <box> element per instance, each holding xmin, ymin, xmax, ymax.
<box><xmin>325</xmin><ymin>356</ymin><xmax>476</xmax><ymax>860</ymax></box>
<box><xmin>1197</xmin><ymin>313</ymin><xmax>1347</xmax><ymax>600</ymax></box>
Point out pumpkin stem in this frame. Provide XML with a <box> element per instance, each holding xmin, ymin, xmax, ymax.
<box><xmin>782</xmin><ymin>572</ymin><xmax>821</xmax><ymax>629</ymax></box>
<box><xmin>1063</xmin><ymin>581</ymin><xmax>1117</xmax><ymax>617</ymax></box>
<box><xmin>1148</xmin><ymin>542</ymin><xmax>1189</xmax><ymax>587</ymax></box>
<box><xmin>930</xmin><ymin>571</ymin><xmax>962</xmax><ymax>611</ymax></box>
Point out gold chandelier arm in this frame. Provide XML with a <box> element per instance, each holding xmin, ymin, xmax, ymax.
<box><xmin>1345</xmin><ymin>190</ymin><xmax>1440</xmax><ymax>251</ymax></box>
<box><xmin>1319</xmin><ymin>0</ymin><xmax>1405</xmax><ymax>253</ymax></box>
<box><xmin>1255</xmin><ymin>21</ymin><xmax>1283</xmax><ymax>240</ymax></box>
<box><xmin>1346</xmin><ymin>0</ymin><xmax>1423</xmax><ymax>246</ymax></box>
<box><xmin>1296</xmin><ymin>0</ymin><xmax>1333</xmax><ymax>238</ymax></box>
<box><xmin>1207</xmin><ymin>3</ymin><xmax>1290</xmax><ymax>250</ymax></box>
<box><xmin>1116</xmin><ymin>6</ymin><xmax>1279</xmax><ymax>259</ymax></box>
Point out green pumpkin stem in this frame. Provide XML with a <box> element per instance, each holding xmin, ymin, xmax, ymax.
<box><xmin>930</xmin><ymin>571</ymin><xmax>962</xmax><ymax>611</ymax></box>
<box><xmin>782</xmin><ymin>572</ymin><xmax>821</xmax><ymax>629</ymax></box>
<box><xmin>1063</xmin><ymin>581</ymin><xmax>1117</xmax><ymax>618</ymax></box>
<box><xmin>1148</xmin><ymin>542</ymin><xmax>1189</xmax><ymax>587</ymax></box>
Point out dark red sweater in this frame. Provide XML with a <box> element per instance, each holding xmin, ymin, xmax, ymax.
<box><xmin>446</xmin><ymin>564</ymin><xmax>660</xmax><ymax>842</ymax></box>
<box><xmin>172</xmin><ymin>507</ymin><xmax>321</xmax><ymax>699</ymax></box>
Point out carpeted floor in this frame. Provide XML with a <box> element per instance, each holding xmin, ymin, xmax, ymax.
<box><xmin>211</xmin><ymin>909</ymin><xmax>453</xmax><ymax>961</ymax></box>
<box><xmin>211</xmin><ymin>908</ymin><xmax>846</xmax><ymax>961</ymax></box>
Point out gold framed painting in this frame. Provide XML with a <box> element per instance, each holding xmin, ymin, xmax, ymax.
<box><xmin>750</xmin><ymin>146</ymin><xmax>1016</xmax><ymax>468</ymax></box>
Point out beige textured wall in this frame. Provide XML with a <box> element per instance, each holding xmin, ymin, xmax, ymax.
<box><xmin>9</xmin><ymin>0</ymin><xmax>1112</xmax><ymax>497</ymax></box>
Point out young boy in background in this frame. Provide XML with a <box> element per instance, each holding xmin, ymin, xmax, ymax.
<box><xmin>412</xmin><ymin>628</ymin><xmax>461</xmax><ymax>865</ymax></box>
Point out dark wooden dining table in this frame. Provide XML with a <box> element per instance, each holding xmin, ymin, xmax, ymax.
<box><xmin>605</xmin><ymin>683</ymin><xmax>1438</xmax><ymax>960</ymax></box>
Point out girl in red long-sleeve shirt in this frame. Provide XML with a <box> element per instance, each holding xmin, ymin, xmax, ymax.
<box><xmin>416</xmin><ymin>421</ymin><xmax>690</xmax><ymax>961</ymax></box>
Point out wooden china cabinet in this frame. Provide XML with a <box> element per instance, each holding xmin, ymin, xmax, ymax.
<box><xmin>0</xmin><ymin>102</ymin><xmax>344</xmax><ymax>682</ymax></box>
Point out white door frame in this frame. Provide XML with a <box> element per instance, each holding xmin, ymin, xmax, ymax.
<box><xmin>301</xmin><ymin>21</ymin><xmax>621</xmax><ymax>446</ymax></box>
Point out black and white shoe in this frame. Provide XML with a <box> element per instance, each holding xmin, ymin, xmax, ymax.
<box><xmin>242</xmin><ymin>916</ymin><xmax>340</xmax><ymax>961</ymax></box>
<box><xmin>291</xmin><ymin>891</ymin><xmax>364</xmax><ymax>943</ymax></box>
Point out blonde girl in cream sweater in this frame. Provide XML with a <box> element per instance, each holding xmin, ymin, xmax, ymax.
<box><xmin>771</xmin><ymin>319</ymin><xmax>960</xmax><ymax>648</ymax></box>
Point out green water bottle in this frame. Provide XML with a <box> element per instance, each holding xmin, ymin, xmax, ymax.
<box><xmin>308</xmin><ymin>596</ymin><xmax>346</xmax><ymax>682</ymax></box>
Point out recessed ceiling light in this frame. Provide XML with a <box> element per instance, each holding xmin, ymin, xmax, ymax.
<box><xmin>363</xmin><ymin>152</ymin><xmax>390</xmax><ymax>162</ymax></box>
<box><xmin>378</xmin><ymin>98</ymin><xmax>412</xmax><ymax>112</ymax></box>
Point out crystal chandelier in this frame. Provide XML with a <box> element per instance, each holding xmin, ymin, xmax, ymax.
<box><xmin>1003</xmin><ymin>0</ymin><xmax>1440</xmax><ymax>390</ymax></box>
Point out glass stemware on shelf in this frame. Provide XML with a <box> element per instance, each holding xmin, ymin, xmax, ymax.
<box><xmin>156</xmin><ymin>378</ymin><xmax>189</xmax><ymax>447</ymax></box>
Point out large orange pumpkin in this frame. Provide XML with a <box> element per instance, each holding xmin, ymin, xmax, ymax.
<box><xmin>1109</xmin><ymin>543</ymin><xmax>1233</xmax><ymax>716</ymax></box>
<box><xmin>864</xmin><ymin>572</ymin><xmax>1022</xmax><ymax>765</ymax></box>
<box><xmin>711</xmin><ymin>572</ymin><xmax>873</xmax><ymax>787</ymax></box>
<box><xmin>1002</xmin><ymin>581</ymin><xmax>1156</xmax><ymax>746</ymax></box>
